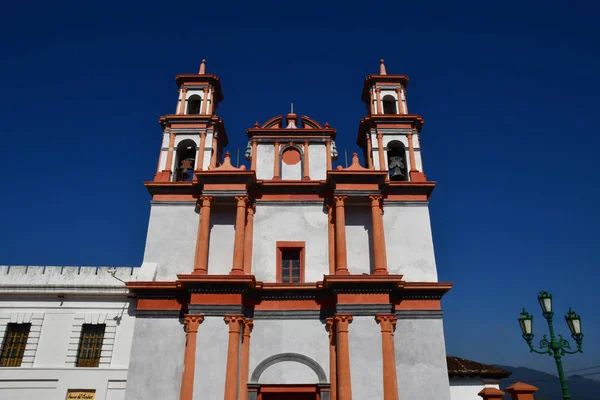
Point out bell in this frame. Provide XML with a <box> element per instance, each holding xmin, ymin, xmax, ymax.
<box><xmin>388</xmin><ymin>156</ymin><xmax>407</xmax><ymax>181</ymax></box>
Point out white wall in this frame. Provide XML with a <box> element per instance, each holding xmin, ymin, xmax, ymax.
<box><xmin>450</xmin><ymin>379</ymin><xmax>501</xmax><ymax>400</ymax></box>
<box><xmin>383</xmin><ymin>203</ymin><xmax>438</xmax><ymax>282</ymax></box>
<box><xmin>252</xmin><ymin>204</ymin><xmax>329</xmax><ymax>282</ymax></box>
<box><xmin>345</xmin><ymin>206</ymin><xmax>373</xmax><ymax>274</ymax></box>
<box><xmin>207</xmin><ymin>206</ymin><xmax>236</xmax><ymax>275</ymax></box>
<box><xmin>281</xmin><ymin>159</ymin><xmax>302</xmax><ymax>180</ymax></box>
<box><xmin>256</xmin><ymin>144</ymin><xmax>274</xmax><ymax>179</ymax></box>
<box><xmin>142</xmin><ymin>203</ymin><xmax>199</xmax><ymax>280</ymax></box>
<box><xmin>193</xmin><ymin>316</ymin><xmax>228</xmax><ymax>399</ymax></box>
<box><xmin>308</xmin><ymin>144</ymin><xmax>327</xmax><ymax>180</ymax></box>
<box><xmin>349</xmin><ymin>316</ymin><xmax>383</xmax><ymax>398</ymax></box>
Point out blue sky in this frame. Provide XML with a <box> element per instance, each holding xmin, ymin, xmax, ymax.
<box><xmin>1</xmin><ymin>0</ymin><xmax>598</xmax><ymax>379</ymax></box>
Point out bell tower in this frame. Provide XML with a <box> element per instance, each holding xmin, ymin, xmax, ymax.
<box><xmin>357</xmin><ymin>59</ymin><xmax>427</xmax><ymax>182</ymax></box>
<box><xmin>154</xmin><ymin>60</ymin><xmax>228</xmax><ymax>182</ymax></box>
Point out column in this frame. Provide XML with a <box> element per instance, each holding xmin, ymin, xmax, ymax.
<box><xmin>197</xmin><ymin>131</ymin><xmax>207</xmax><ymax>171</ymax></box>
<box><xmin>326</xmin><ymin>318</ymin><xmax>337</xmax><ymax>400</ymax></box>
<box><xmin>376</xmin><ymin>133</ymin><xmax>386</xmax><ymax>171</ymax></box>
<box><xmin>375</xmin><ymin>88</ymin><xmax>382</xmax><ymax>115</ymax></box>
<box><xmin>303</xmin><ymin>140</ymin><xmax>310</xmax><ymax>180</ymax></box>
<box><xmin>164</xmin><ymin>131</ymin><xmax>176</xmax><ymax>174</ymax></box>
<box><xmin>376</xmin><ymin>315</ymin><xmax>399</xmax><ymax>400</ymax></box>
<box><xmin>369</xmin><ymin>195</ymin><xmax>388</xmax><ymax>275</ymax></box>
<box><xmin>239</xmin><ymin>319</ymin><xmax>254</xmax><ymax>400</ymax></box>
<box><xmin>335</xmin><ymin>315</ymin><xmax>353</xmax><ymax>400</ymax></box>
<box><xmin>179</xmin><ymin>87</ymin><xmax>188</xmax><ymax>115</ymax></box>
<box><xmin>401</xmin><ymin>88</ymin><xmax>408</xmax><ymax>114</ymax></box>
<box><xmin>243</xmin><ymin>203</ymin><xmax>255</xmax><ymax>274</ymax></box>
<box><xmin>230</xmin><ymin>196</ymin><xmax>247</xmax><ymax>275</ymax></box>
<box><xmin>210</xmin><ymin>133</ymin><xmax>218</xmax><ymax>169</ymax></box>
<box><xmin>327</xmin><ymin>203</ymin><xmax>335</xmax><ymax>275</ymax></box>
<box><xmin>333</xmin><ymin>196</ymin><xmax>349</xmax><ymax>275</ymax></box>
<box><xmin>273</xmin><ymin>141</ymin><xmax>280</xmax><ymax>179</ymax></box>
<box><xmin>193</xmin><ymin>196</ymin><xmax>212</xmax><ymax>274</ymax></box>
<box><xmin>366</xmin><ymin>133</ymin><xmax>374</xmax><ymax>168</ymax></box>
<box><xmin>250</xmin><ymin>140</ymin><xmax>258</xmax><ymax>170</ymax></box>
<box><xmin>407</xmin><ymin>132</ymin><xmax>417</xmax><ymax>173</ymax></box>
<box><xmin>369</xmin><ymin>89</ymin><xmax>375</xmax><ymax>114</ymax></box>
<box><xmin>223</xmin><ymin>315</ymin><xmax>244</xmax><ymax>400</ymax></box>
<box><xmin>395</xmin><ymin>88</ymin><xmax>403</xmax><ymax>115</ymax></box>
<box><xmin>179</xmin><ymin>315</ymin><xmax>204</xmax><ymax>400</ymax></box>
<box><xmin>201</xmin><ymin>87</ymin><xmax>209</xmax><ymax>115</ymax></box>
<box><xmin>326</xmin><ymin>140</ymin><xmax>333</xmax><ymax>170</ymax></box>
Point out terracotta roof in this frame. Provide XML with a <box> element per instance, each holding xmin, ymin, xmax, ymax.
<box><xmin>447</xmin><ymin>356</ymin><xmax>512</xmax><ymax>379</ymax></box>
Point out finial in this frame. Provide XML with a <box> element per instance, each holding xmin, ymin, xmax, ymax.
<box><xmin>291</xmin><ymin>103</ymin><xmax>294</xmax><ymax>114</ymax></box>
<box><xmin>324</xmin><ymin>122</ymin><xmax>330</xmax><ymax>128</ymax></box>
<box><xmin>199</xmin><ymin>59</ymin><xmax>206</xmax><ymax>74</ymax></box>
<box><xmin>224</xmin><ymin>151</ymin><xmax>230</xmax><ymax>159</ymax></box>
<box><xmin>254</xmin><ymin>121</ymin><xmax>259</xmax><ymax>128</ymax></box>
<box><xmin>380</xmin><ymin>59</ymin><xmax>387</xmax><ymax>75</ymax></box>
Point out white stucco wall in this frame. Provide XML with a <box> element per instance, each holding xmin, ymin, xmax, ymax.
<box><xmin>194</xmin><ymin>316</ymin><xmax>228</xmax><ymax>399</ymax></box>
<box><xmin>281</xmin><ymin>159</ymin><xmax>302</xmax><ymax>180</ymax></box>
<box><xmin>395</xmin><ymin>318</ymin><xmax>451</xmax><ymax>400</ymax></box>
<box><xmin>256</xmin><ymin>144</ymin><xmax>274</xmax><ymax>179</ymax></box>
<box><xmin>142</xmin><ymin>203</ymin><xmax>199</xmax><ymax>280</ymax></box>
<box><xmin>308</xmin><ymin>144</ymin><xmax>327</xmax><ymax>180</ymax></box>
<box><xmin>345</xmin><ymin>206</ymin><xmax>373</xmax><ymax>274</ymax></box>
<box><xmin>450</xmin><ymin>379</ymin><xmax>501</xmax><ymax>400</ymax></box>
<box><xmin>207</xmin><ymin>206</ymin><xmax>236</xmax><ymax>275</ymax></box>
<box><xmin>251</xmin><ymin>203</ymin><xmax>329</xmax><ymax>282</ymax></box>
<box><xmin>383</xmin><ymin>203</ymin><xmax>438</xmax><ymax>282</ymax></box>
<box><xmin>349</xmin><ymin>316</ymin><xmax>383</xmax><ymax>398</ymax></box>
<box><xmin>249</xmin><ymin>319</ymin><xmax>329</xmax><ymax>383</ymax></box>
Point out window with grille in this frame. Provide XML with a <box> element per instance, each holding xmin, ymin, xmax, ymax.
<box><xmin>0</xmin><ymin>323</ymin><xmax>31</xmax><ymax>367</ymax></box>
<box><xmin>76</xmin><ymin>324</ymin><xmax>105</xmax><ymax>367</ymax></box>
<box><xmin>276</xmin><ymin>241</ymin><xmax>305</xmax><ymax>283</ymax></box>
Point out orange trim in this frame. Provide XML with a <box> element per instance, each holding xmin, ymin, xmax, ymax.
<box><xmin>303</xmin><ymin>140</ymin><xmax>310</xmax><ymax>179</ymax></box>
<box><xmin>151</xmin><ymin>194</ymin><xmax>197</xmax><ymax>201</ymax></box>
<box><xmin>327</xmin><ymin>204</ymin><xmax>335</xmax><ymax>275</ymax></box>
<box><xmin>254</xmin><ymin>299</ymin><xmax>319</xmax><ymax>311</ymax></box>
<box><xmin>250</xmin><ymin>141</ymin><xmax>258</xmax><ymax>170</ymax></box>
<box><xmin>243</xmin><ymin>204</ymin><xmax>255</xmax><ymax>274</ymax></box>
<box><xmin>231</xmin><ymin>196</ymin><xmax>248</xmax><ymax>275</ymax></box>
<box><xmin>190</xmin><ymin>292</ymin><xmax>244</xmax><ymax>304</ymax></box>
<box><xmin>273</xmin><ymin>141</ymin><xmax>280</xmax><ymax>179</ymax></box>
<box><xmin>333</xmin><ymin>196</ymin><xmax>349</xmax><ymax>275</ymax></box>
<box><xmin>223</xmin><ymin>315</ymin><xmax>244</xmax><ymax>400</ymax></box>
<box><xmin>193</xmin><ymin>196</ymin><xmax>212</xmax><ymax>274</ymax></box>
<box><xmin>275</xmin><ymin>241</ymin><xmax>306</xmax><ymax>283</ymax></box>
<box><xmin>336</xmin><ymin>293</ymin><xmax>389</xmax><ymax>304</ymax></box>
<box><xmin>335</xmin><ymin>183</ymin><xmax>379</xmax><ymax>191</ymax></box>
<box><xmin>210</xmin><ymin>134</ymin><xmax>218</xmax><ymax>168</ymax></box>
<box><xmin>164</xmin><ymin>131</ymin><xmax>176</xmax><ymax>178</ymax></box>
<box><xmin>407</xmin><ymin>132</ymin><xmax>417</xmax><ymax>173</ymax></box>
<box><xmin>258</xmin><ymin>194</ymin><xmax>323</xmax><ymax>201</ymax></box>
<box><xmin>197</xmin><ymin>131</ymin><xmax>207</xmax><ymax>171</ymax></box>
<box><xmin>366</xmin><ymin>134</ymin><xmax>373</xmax><ymax>168</ymax></box>
<box><xmin>137</xmin><ymin>298</ymin><xmax>183</xmax><ymax>311</ymax></box>
<box><xmin>180</xmin><ymin>314</ymin><xmax>203</xmax><ymax>400</ymax></box>
<box><xmin>395</xmin><ymin>88</ymin><xmax>403</xmax><ymax>114</ymax></box>
<box><xmin>384</xmin><ymin>194</ymin><xmax>429</xmax><ymax>201</ymax></box>
<box><xmin>369</xmin><ymin>88</ymin><xmax>375</xmax><ymax>114</ymax></box>
<box><xmin>376</xmin><ymin>315</ymin><xmax>399</xmax><ymax>400</ymax></box>
<box><xmin>370</xmin><ymin>195</ymin><xmax>388</xmax><ymax>275</ymax></box>
<box><xmin>326</xmin><ymin>140</ymin><xmax>332</xmax><ymax>170</ymax></box>
<box><xmin>375</xmin><ymin>88</ymin><xmax>382</xmax><ymax>115</ymax></box>
<box><xmin>326</xmin><ymin>318</ymin><xmax>337</xmax><ymax>400</ymax></box>
<box><xmin>239</xmin><ymin>319</ymin><xmax>253</xmax><ymax>400</ymax></box>
<box><xmin>201</xmin><ymin>87</ymin><xmax>209</xmax><ymax>115</ymax></box>
<box><xmin>334</xmin><ymin>315</ymin><xmax>353</xmax><ymax>400</ymax></box>
<box><xmin>376</xmin><ymin>133</ymin><xmax>385</xmax><ymax>172</ymax></box>
<box><xmin>282</xmin><ymin>147</ymin><xmax>301</xmax><ymax>165</ymax></box>
<box><xmin>179</xmin><ymin>88</ymin><xmax>188</xmax><ymax>115</ymax></box>
<box><xmin>394</xmin><ymin>299</ymin><xmax>441</xmax><ymax>310</ymax></box>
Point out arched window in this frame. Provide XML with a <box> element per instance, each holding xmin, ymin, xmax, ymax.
<box><xmin>382</xmin><ymin>95</ymin><xmax>397</xmax><ymax>115</ymax></box>
<box><xmin>174</xmin><ymin>139</ymin><xmax>196</xmax><ymax>181</ymax></box>
<box><xmin>187</xmin><ymin>95</ymin><xmax>202</xmax><ymax>115</ymax></box>
<box><xmin>387</xmin><ymin>140</ymin><xmax>408</xmax><ymax>181</ymax></box>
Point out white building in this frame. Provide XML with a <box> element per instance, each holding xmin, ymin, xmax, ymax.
<box><xmin>0</xmin><ymin>60</ymin><xmax>509</xmax><ymax>400</ymax></box>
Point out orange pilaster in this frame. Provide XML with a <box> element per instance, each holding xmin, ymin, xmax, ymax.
<box><xmin>273</xmin><ymin>141</ymin><xmax>280</xmax><ymax>179</ymax></box>
<box><xmin>335</xmin><ymin>315</ymin><xmax>353</xmax><ymax>400</ymax></box>
<box><xmin>303</xmin><ymin>140</ymin><xmax>310</xmax><ymax>180</ymax></box>
<box><xmin>326</xmin><ymin>140</ymin><xmax>333</xmax><ymax>170</ymax></box>
<box><xmin>210</xmin><ymin>134</ymin><xmax>218</xmax><ymax>169</ymax></box>
<box><xmin>207</xmin><ymin>87</ymin><xmax>213</xmax><ymax>114</ymax></box>
<box><xmin>370</xmin><ymin>195</ymin><xmax>388</xmax><ymax>275</ymax></box>
<box><xmin>395</xmin><ymin>88</ymin><xmax>403</xmax><ymax>114</ymax></box>
<box><xmin>223</xmin><ymin>315</ymin><xmax>244</xmax><ymax>400</ymax></box>
<box><xmin>326</xmin><ymin>318</ymin><xmax>337</xmax><ymax>400</ymax></box>
<box><xmin>164</xmin><ymin>131</ymin><xmax>176</xmax><ymax>176</ymax></box>
<box><xmin>369</xmin><ymin>89</ymin><xmax>375</xmax><ymax>114</ymax></box>
<box><xmin>366</xmin><ymin>134</ymin><xmax>374</xmax><ymax>168</ymax></box>
<box><xmin>179</xmin><ymin>87</ymin><xmax>188</xmax><ymax>115</ymax></box>
<box><xmin>197</xmin><ymin>131</ymin><xmax>207</xmax><ymax>171</ymax></box>
<box><xmin>376</xmin><ymin>315</ymin><xmax>399</xmax><ymax>400</ymax></box>
<box><xmin>193</xmin><ymin>196</ymin><xmax>212</xmax><ymax>274</ymax></box>
<box><xmin>201</xmin><ymin>87</ymin><xmax>209</xmax><ymax>115</ymax></box>
<box><xmin>250</xmin><ymin>140</ymin><xmax>258</xmax><ymax>171</ymax></box>
<box><xmin>243</xmin><ymin>204</ymin><xmax>255</xmax><ymax>274</ymax></box>
<box><xmin>375</xmin><ymin>88</ymin><xmax>382</xmax><ymax>114</ymax></box>
<box><xmin>327</xmin><ymin>203</ymin><xmax>335</xmax><ymax>275</ymax></box>
<box><xmin>377</xmin><ymin>133</ymin><xmax>386</xmax><ymax>171</ymax></box>
<box><xmin>231</xmin><ymin>196</ymin><xmax>247</xmax><ymax>275</ymax></box>
<box><xmin>407</xmin><ymin>132</ymin><xmax>417</xmax><ymax>173</ymax></box>
<box><xmin>239</xmin><ymin>319</ymin><xmax>254</xmax><ymax>400</ymax></box>
<box><xmin>179</xmin><ymin>315</ymin><xmax>204</xmax><ymax>400</ymax></box>
<box><xmin>333</xmin><ymin>196</ymin><xmax>349</xmax><ymax>275</ymax></box>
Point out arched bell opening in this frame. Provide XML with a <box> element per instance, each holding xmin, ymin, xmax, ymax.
<box><xmin>187</xmin><ymin>95</ymin><xmax>202</xmax><ymax>115</ymax></box>
<box><xmin>382</xmin><ymin>95</ymin><xmax>397</xmax><ymax>115</ymax></box>
<box><xmin>387</xmin><ymin>140</ymin><xmax>408</xmax><ymax>181</ymax></box>
<box><xmin>174</xmin><ymin>139</ymin><xmax>196</xmax><ymax>182</ymax></box>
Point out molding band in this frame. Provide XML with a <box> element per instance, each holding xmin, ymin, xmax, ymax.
<box><xmin>395</xmin><ymin>309</ymin><xmax>443</xmax><ymax>319</ymax></box>
<box><xmin>188</xmin><ymin>304</ymin><xmax>244</xmax><ymax>316</ymax></box>
<box><xmin>135</xmin><ymin>310</ymin><xmax>182</xmax><ymax>318</ymax></box>
<box><xmin>336</xmin><ymin>304</ymin><xmax>393</xmax><ymax>315</ymax></box>
<box><xmin>249</xmin><ymin>352</ymin><xmax>328</xmax><ymax>383</ymax></box>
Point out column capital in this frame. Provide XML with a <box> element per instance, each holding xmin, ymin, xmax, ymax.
<box><xmin>334</xmin><ymin>314</ymin><xmax>353</xmax><ymax>332</ymax></box>
<box><xmin>199</xmin><ymin>195</ymin><xmax>213</xmax><ymax>206</ymax></box>
<box><xmin>184</xmin><ymin>314</ymin><xmax>204</xmax><ymax>333</ymax></box>
<box><xmin>333</xmin><ymin>195</ymin><xmax>347</xmax><ymax>205</ymax></box>
<box><xmin>242</xmin><ymin>318</ymin><xmax>254</xmax><ymax>337</ymax></box>
<box><xmin>369</xmin><ymin>195</ymin><xmax>383</xmax><ymax>206</ymax></box>
<box><xmin>169</xmin><ymin>131</ymin><xmax>176</xmax><ymax>140</ymax></box>
<box><xmin>200</xmin><ymin>130</ymin><xmax>207</xmax><ymax>138</ymax></box>
<box><xmin>375</xmin><ymin>314</ymin><xmax>397</xmax><ymax>333</ymax></box>
<box><xmin>182</xmin><ymin>86</ymin><xmax>188</xmax><ymax>93</ymax></box>
<box><xmin>203</xmin><ymin>86</ymin><xmax>209</xmax><ymax>93</ymax></box>
<box><xmin>235</xmin><ymin>196</ymin><xmax>249</xmax><ymax>205</ymax></box>
<box><xmin>224</xmin><ymin>315</ymin><xmax>245</xmax><ymax>333</ymax></box>
<box><xmin>375</xmin><ymin>87</ymin><xmax>381</xmax><ymax>93</ymax></box>
<box><xmin>376</xmin><ymin>132</ymin><xmax>383</xmax><ymax>139</ymax></box>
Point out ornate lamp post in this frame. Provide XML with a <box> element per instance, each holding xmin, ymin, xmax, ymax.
<box><xmin>518</xmin><ymin>291</ymin><xmax>584</xmax><ymax>400</ymax></box>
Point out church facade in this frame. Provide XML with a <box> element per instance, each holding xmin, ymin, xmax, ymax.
<box><xmin>0</xmin><ymin>61</ymin><xmax>472</xmax><ymax>400</ymax></box>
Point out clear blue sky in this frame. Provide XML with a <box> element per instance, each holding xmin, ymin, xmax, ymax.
<box><xmin>1</xmin><ymin>0</ymin><xmax>598</xmax><ymax>379</ymax></box>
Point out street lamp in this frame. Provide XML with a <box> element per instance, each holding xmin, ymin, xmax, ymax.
<box><xmin>518</xmin><ymin>291</ymin><xmax>584</xmax><ymax>400</ymax></box>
